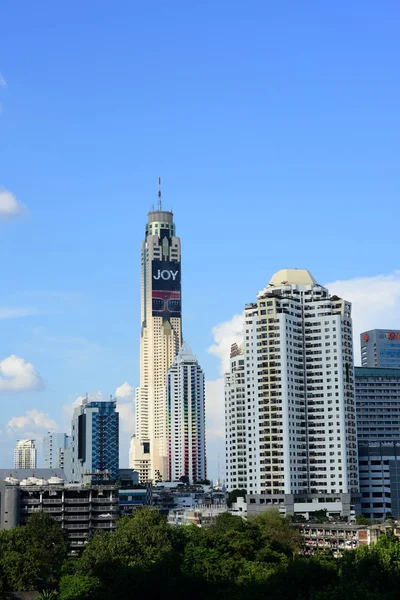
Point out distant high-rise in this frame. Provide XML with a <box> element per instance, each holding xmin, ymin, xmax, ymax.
<box><xmin>224</xmin><ymin>343</ymin><xmax>246</xmax><ymax>491</ymax></box>
<box><xmin>361</xmin><ymin>329</ymin><xmax>400</xmax><ymax>368</ymax></box>
<box><xmin>356</xmin><ymin>367</ymin><xmax>400</xmax><ymax>520</ymax></box>
<box><xmin>130</xmin><ymin>182</ymin><xmax>182</xmax><ymax>483</ymax></box>
<box><xmin>14</xmin><ymin>439</ymin><xmax>36</xmax><ymax>469</ymax></box>
<box><xmin>166</xmin><ymin>344</ymin><xmax>206</xmax><ymax>483</ymax></box>
<box><xmin>43</xmin><ymin>433</ymin><xmax>70</xmax><ymax>469</ymax></box>
<box><xmin>68</xmin><ymin>397</ymin><xmax>119</xmax><ymax>483</ymax></box>
<box><xmin>225</xmin><ymin>269</ymin><xmax>359</xmax><ymax>497</ymax></box>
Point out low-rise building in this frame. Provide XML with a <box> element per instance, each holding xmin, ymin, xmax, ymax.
<box><xmin>167</xmin><ymin>504</ymin><xmax>227</xmax><ymax>527</ymax></box>
<box><xmin>0</xmin><ymin>472</ymin><xmax>118</xmax><ymax>555</ymax></box>
<box><xmin>294</xmin><ymin>522</ymin><xmax>397</xmax><ymax>556</ymax></box>
<box><xmin>246</xmin><ymin>492</ymin><xmax>361</xmax><ymax>521</ymax></box>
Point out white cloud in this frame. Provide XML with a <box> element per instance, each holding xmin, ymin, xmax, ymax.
<box><xmin>207</xmin><ymin>313</ymin><xmax>244</xmax><ymax>375</ymax></box>
<box><xmin>326</xmin><ymin>271</ymin><xmax>400</xmax><ymax>364</ymax></box>
<box><xmin>0</xmin><ymin>73</ymin><xmax>6</xmax><ymax>87</ymax></box>
<box><xmin>7</xmin><ymin>409</ymin><xmax>58</xmax><ymax>433</ymax></box>
<box><xmin>0</xmin><ymin>355</ymin><xmax>44</xmax><ymax>392</ymax></box>
<box><xmin>0</xmin><ymin>187</ymin><xmax>27</xmax><ymax>219</ymax></box>
<box><xmin>0</xmin><ymin>307</ymin><xmax>39</xmax><ymax>319</ymax></box>
<box><xmin>115</xmin><ymin>381</ymin><xmax>135</xmax><ymax>399</ymax></box>
<box><xmin>115</xmin><ymin>382</ymin><xmax>135</xmax><ymax>435</ymax></box>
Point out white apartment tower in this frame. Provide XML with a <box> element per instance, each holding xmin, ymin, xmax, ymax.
<box><xmin>225</xmin><ymin>269</ymin><xmax>359</xmax><ymax>497</ymax></box>
<box><xmin>167</xmin><ymin>344</ymin><xmax>206</xmax><ymax>483</ymax></box>
<box><xmin>225</xmin><ymin>343</ymin><xmax>247</xmax><ymax>491</ymax></box>
<box><xmin>14</xmin><ymin>439</ymin><xmax>37</xmax><ymax>469</ymax></box>
<box><xmin>130</xmin><ymin>185</ymin><xmax>182</xmax><ymax>482</ymax></box>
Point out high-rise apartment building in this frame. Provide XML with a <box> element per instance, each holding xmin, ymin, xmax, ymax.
<box><xmin>43</xmin><ymin>433</ymin><xmax>70</xmax><ymax>469</ymax></box>
<box><xmin>225</xmin><ymin>269</ymin><xmax>359</xmax><ymax>502</ymax></box>
<box><xmin>14</xmin><ymin>440</ymin><xmax>36</xmax><ymax>469</ymax></box>
<box><xmin>225</xmin><ymin>343</ymin><xmax>246</xmax><ymax>491</ymax></box>
<box><xmin>130</xmin><ymin>186</ymin><xmax>182</xmax><ymax>482</ymax></box>
<box><xmin>166</xmin><ymin>344</ymin><xmax>206</xmax><ymax>483</ymax></box>
<box><xmin>356</xmin><ymin>367</ymin><xmax>400</xmax><ymax>520</ymax></box>
<box><xmin>68</xmin><ymin>397</ymin><xmax>119</xmax><ymax>483</ymax></box>
<box><xmin>361</xmin><ymin>329</ymin><xmax>400</xmax><ymax>368</ymax></box>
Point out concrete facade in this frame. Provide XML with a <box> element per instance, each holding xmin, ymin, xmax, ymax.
<box><xmin>225</xmin><ymin>269</ymin><xmax>358</xmax><ymax>499</ymax></box>
<box><xmin>166</xmin><ymin>344</ymin><xmax>206</xmax><ymax>483</ymax></box>
<box><xmin>130</xmin><ymin>198</ymin><xmax>182</xmax><ymax>483</ymax></box>
<box><xmin>361</xmin><ymin>329</ymin><xmax>400</xmax><ymax>368</ymax></box>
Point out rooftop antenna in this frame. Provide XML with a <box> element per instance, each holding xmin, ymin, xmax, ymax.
<box><xmin>158</xmin><ymin>176</ymin><xmax>162</xmax><ymax>210</ymax></box>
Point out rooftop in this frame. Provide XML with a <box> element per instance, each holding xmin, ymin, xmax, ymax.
<box><xmin>269</xmin><ymin>269</ymin><xmax>318</xmax><ymax>287</ymax></box>
<box><xmin>355</xmin><ymin>367</ymin><xmax>400</xmax><ymax>378</ymax></box>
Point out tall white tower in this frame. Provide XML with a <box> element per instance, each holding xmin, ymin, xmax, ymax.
<box><xmin>167</xmin><ymin>344</ymin><xmax>206</xmax><ymax>483</ymax></box>
<box><xmin>14</xmin><ymin>439</ymin><xmax>37</xmax><ymax>469</ymax></box>
<box><xmin>225</xmin><ymin>269</ymin><xmax>359</xmax><ymax>497</ymax></box>
<box><xmin>225</xmin><ymin>343</ymin><xmax>246</xmax><ymax>491</ymax></box>
<box><xmin>130</xmin><ymin>182</ymin><xmax>182</xmax><ymax>482</ymax></box>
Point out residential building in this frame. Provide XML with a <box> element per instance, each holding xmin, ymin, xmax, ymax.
<box><xmin>130</xmin><ymin>183</ymin><xmax>182</xmax><ymax>482</ymax></box>
<box><xmin>293</xmin><ymin>522</ymin><xmax>396</xmax><ymax>556</ymax></box>
<box><xmin>68</xmin><ymin>397</ymin><xmax>119</xmax><ymax>483</ymax></box>
<box><xmin>361</xmin><ymin>329</ymin><xmax>400</xmax><ymax>368</ymax></box>
<box><xmin>355</xmin><ymin>367</ymin><xmax>400</xmax><ymax>520</ymax></box>
<box><xmin>0</xmin><ymin>473</ymin><xmax>118</xmax><ymax>554</ymax></box>
<box><xmin>166</xmin><ymin>344</ymin><xmax>206</xmax><ymax>483</ymax></box>
<box><xmin>225</xmin><ymin>343</ymin><xmax>246</xmax><ymax>491</ymax></box>
<box><xmin>14</xmin><ymin>440</ymin><xmax>36</xmax><ymax>470</ymax></box>
<box><xmin>224</xmin><ymin>268</ymin><xmax>359</xmax><ymax>516</ymax></box>
<box><xmin>43</xmin><ymin>433</ymin><xmax>70</xmax><ymax>469</ymax></box>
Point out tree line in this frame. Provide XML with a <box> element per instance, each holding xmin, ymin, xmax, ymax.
<box><xmin>1</xmin><ymin>508</ymin><xmax>400</xmax><ymax>599</ymax></box>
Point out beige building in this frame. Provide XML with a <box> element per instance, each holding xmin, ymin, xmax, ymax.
<box><xmin>130</xmin><ymin>192</ymin><xmax>182</xmax><ymax>482</ymax></box>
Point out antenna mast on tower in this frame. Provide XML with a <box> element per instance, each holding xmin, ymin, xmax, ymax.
<box><xmin>158</xmin><ymin>177</ymin><xmax>162</xmax><ymax>210</ymax></box>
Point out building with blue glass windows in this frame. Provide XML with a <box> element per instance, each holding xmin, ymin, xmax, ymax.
<box><xmin>67</xmin><ymin>397</ymin><xmax>119</xmax><ymax>483</ymax></box>
<box><xmin>361</xmin><ymin>329</ymin><xmax>400</xmax><ymax>368</ymax></box>
<box><xmin>356</xmin><ymin>367</ymin><xmax>400</xmax><ymax>520</ymax></box>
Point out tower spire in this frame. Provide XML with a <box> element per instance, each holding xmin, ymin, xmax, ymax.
<box><xmin>158</xmin><ymin>177</ymin><xmax>162</xmax><ymax>210</ymax></box>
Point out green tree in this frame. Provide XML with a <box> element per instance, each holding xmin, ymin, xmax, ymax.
<box><xmin>226</xmin><ymin>488</ymin><xmax>247</xmax><ymax>508</ymax></box>
<box><xmin>0</xmin><ymin>513</ymin><xmax>67</xmax><ymax>592</ymax></box>
<box><xmin>356</xmin><ymin>514</ymin><xmax>370</xmax><ymax>525</ymax></box>
<box><xmin>59</xmin><ymin>574</ymin><xmax>102</xmax><ymax>600</ymax></box>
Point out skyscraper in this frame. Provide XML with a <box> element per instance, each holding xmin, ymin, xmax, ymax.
<box><xmin>14</xmin><ymin>439</ymin><xmax>36</xmax><ymax>469</ymax></box>
<box><xmin>225</xmin><ymin>269</ymin><xmax>359</xmax><ymax>503</ymax></box>
<box><xmin>166</xmin><ymin>344</ymin><xmax>206</xmax><ymax>483</ymax></box>
<box><xmin>224</xmin><ymin>343</ymin><xmax>246</xmax><ymax>491</ymax></box>
<box><xmin>130</xmin><ymin>184</ymin><xmax>182</xmax><ymax>482</ymax></box>
<box><xmin>356</xmin><ymin>367</ymin><xmax>400</xmax><ymax>520</ymax></box>
<box><xmin>43</xmin><ymin>433</ymin><xmax>70</xmax><ymax>469</ymax></box>
<box><xmin>361</xmin><ymin>329</ymin><xmax>400</xmax><ymax>368</ymax></box>
<box><xmin>67</xmin><ymin>397</ymin><xmax>119</xmax><ymax>483</ymax></box>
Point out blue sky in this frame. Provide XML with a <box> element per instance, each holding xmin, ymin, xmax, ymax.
<box><xmin>1</xmin><ymin>0</ymin><xmax>400</xmax><ymax>478</ymax></box>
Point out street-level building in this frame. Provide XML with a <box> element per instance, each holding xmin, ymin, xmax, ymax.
<box><xmin>130</xmin><ymin>185</ymin><xmax>182</xmax><ymax>483</ymax></box>
<box><xmin>0</xmin><ymin>474</ymin><xmax>118</xmax><ymax>555</ymax></box>
<box><xmin>225</xmin><ymin>269</ymin><xmax>359</xmax><ymax>506</ymax></box>
<box><xmin>361</xmin><ymin>329</ymin><xmax>400</xmax><ymax>368</ymax></box>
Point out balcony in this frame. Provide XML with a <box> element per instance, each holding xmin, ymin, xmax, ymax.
<box><xmin>65</xmin><ymin>498</ymin><xmax>90</xmax><ymax>504</ymax></box>
<box><xmin>43</xmin><ymin>499</ymin><xmax>62</xmax><ymax>504</ymax></box>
